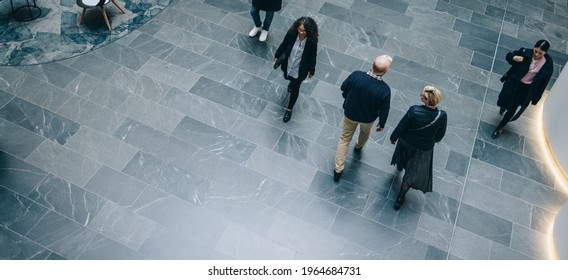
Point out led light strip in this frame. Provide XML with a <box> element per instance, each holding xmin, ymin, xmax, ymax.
<box><xmin>535</xmin><ymin>96</ymin><xmax>568</xmax><ymax>259</ymax></box>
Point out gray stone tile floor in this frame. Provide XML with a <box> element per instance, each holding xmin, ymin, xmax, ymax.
<box><xmin>1</xmin><ymin>0</ymin><xmax>568</xmax><ymax>260</ymax></box>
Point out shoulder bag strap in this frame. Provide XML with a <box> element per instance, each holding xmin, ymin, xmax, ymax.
<box><xmin>408</xmin><ymin>110</ymin><xmax>441</xmax><ymax>131</ymax></box>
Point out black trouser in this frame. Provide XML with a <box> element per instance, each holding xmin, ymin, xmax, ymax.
<box><xmin>498</xmin><ymin>82</ymin><xmax>530</xmax><ymax>128</ymax></box>
<box><xmin>286</xmin><ymin>76</ymin><xmax>303</xmax><ymax>110</ymax></box>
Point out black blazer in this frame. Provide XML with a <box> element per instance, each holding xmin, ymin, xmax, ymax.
<box><xmin>274</xmin><ymin>32</ymin><xmax>317</xmax><ymax>81</ymax></box>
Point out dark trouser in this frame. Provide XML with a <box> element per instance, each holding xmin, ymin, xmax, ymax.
<box><xmin>498</xmin><ymin>82</ymin><xmax>530</xmax><ymax>128</ymax></box>
<box><xmin>286</xmin><ymin>76</ymin><xmax>303</xmax><ymax>110</ymax></box>
<box><xmin>250</xmin><ymin>4</ymin><xmax>274</xmax><ymax>30</ymax></box>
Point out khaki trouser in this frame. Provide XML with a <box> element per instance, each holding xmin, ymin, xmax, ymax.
<box><xmin>334</xmin><ymin>116</ymin><xmax>374</xmax><ymax>172</ymax></box>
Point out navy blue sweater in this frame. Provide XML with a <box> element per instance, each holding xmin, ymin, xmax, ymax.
<box><xmin>341</xmin><ymin>71</ymin><xmax>391</xmax><ymax>127</ymax></box>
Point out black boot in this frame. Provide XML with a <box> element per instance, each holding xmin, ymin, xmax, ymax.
<box><xmin>492</xmin><ymin>127</ymin><xmax>504</xmax><ymax>139</ymax></box>
<box><xmin>394</xmin><ymin>181</ymin><xmax>410</xmax><ymax>210</ymax></box>
<box><xmin>333</xmin><ymin>169</ymin><xmax>342</xmax><ymax>182</ymax></box>
<box><xmin>283</xmin><ymin>110</ymin><xmax>292</xmax><ymax>122</ymax></box>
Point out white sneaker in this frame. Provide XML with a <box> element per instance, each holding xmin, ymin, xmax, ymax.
<box><xmin>259</xmin><ymin>30</ymin><xmax>268</xmax><ymax>42</ymax></box>
<box><xmin>249</xmin><ymin>26</ymin><xmax>261</xmax><ymax>37</ymax></box>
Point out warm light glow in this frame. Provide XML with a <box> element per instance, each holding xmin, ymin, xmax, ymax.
<box><xmin>536</xmin><ymin>100</ymin><xmax>568</xmax><ymax>195</ymax></box>
<box><xmin>533</xmin><ymin>94</ymin><xmax>568</xmax><ymax>260</ymax></box>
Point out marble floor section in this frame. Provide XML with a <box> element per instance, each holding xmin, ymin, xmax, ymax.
<box><xmin>0</xmin><ymin>0</ymin><xmax>172</xmax><ymax>66</ymax></box>
<box><xmin>1</xmin><ymin>0</ymin><xmax>568</xmax><ymax>260</ymax></box>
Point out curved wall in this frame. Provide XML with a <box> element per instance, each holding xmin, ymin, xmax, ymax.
<box><xmin>544</xmin><ymin>62</ymin><xmax>568</xmax><ymax>176</ymax></box>
<box><xmin>544</xmin><ymin>62</ymin><xmax>568</xmax><ymax>259</ymax></box>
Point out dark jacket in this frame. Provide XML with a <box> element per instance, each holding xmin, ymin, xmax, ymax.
<box><xmin>390</xmin><ymin>105</ymin><xmax>447</xmax><ymax>150</ymax></box>
<box><xmin>497</xmin><ymin>47</ymin><xmax>554</xmax><ymax>121</ymax></box>
<box><xmin>274</xmin><ymin>32</ymin><xmax>317</xmax><ymax>81</ymax></box>
<box><xmin>252</xmin><ymin>0</ymin><xmax>282</xmax><ymax>12</ymax></box>
<box><xmin>341</xmin><ymin>71</ymin><xmax>391</xmax><ymax>127</ymax></box>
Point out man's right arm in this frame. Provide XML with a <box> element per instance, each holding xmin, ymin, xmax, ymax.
<box><xmin>377</xmin><ymin>91</ymin><xmax>391</xmax><ymax>129</ymax></box>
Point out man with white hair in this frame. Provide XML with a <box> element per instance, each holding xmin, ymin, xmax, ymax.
<box><xmin>333</xmin><ymin>55</ymin><xmax>393</xmax><ymax>182</ymax></box>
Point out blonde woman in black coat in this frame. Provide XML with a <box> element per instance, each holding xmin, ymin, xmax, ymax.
<box><xmin>492</xmin><ymin>40</ymin><xmax>554</xmax><ymax>139</ymax></box>
<box><xmin>274</xmin><ymin>17</ymin><xmax>318</xmax><ymax>122</ymax></box>
<box><xmin>390</xmin><ymin>86</ymin><xmax>447</xmax><ymax>210</ymax></box>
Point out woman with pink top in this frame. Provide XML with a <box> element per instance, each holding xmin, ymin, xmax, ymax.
<box><xmin>493</xmin><ymin>40</ymin><xmax>554</xmax><ymax>139</ymax></box>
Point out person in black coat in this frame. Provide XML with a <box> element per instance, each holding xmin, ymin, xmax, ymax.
<box><xmin>274</xmin><ymin>16</ymin><xmax>318</xmax><ymax>122</ymax></box>
<box><xmin>248</xmin><ymin>0</ymin><xmax>283</xmax><ymax>42</ymax></box>
<box><xmin>390</xmin><ymin>86</ymin><xmax>447</xmax><ymax>210</ymax></box>
<box><xmin>492</xmin><ymin>40</ymin><xmax>554</xmax><ymax>139</ymax></box>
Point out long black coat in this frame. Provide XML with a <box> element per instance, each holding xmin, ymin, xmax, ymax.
<box><xmin>497</xmin><ymin>47</ymin><xmax>554</xmax><ymax>122</ymax></box>
<box><xmin>252</xmin><ymin>0</ymin><xmax>282</xmax><ymax>12</ymax></box>
<box><xmin>274</xmin><ymin>32</ymin><xmax>317</xmax><ymax>81</ymax></box>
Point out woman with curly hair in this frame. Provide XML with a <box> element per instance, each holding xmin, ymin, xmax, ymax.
<box><xmin>274</xmin><ymin>17</ymin><xmax>318</xmax><ymax>122</ymax></box>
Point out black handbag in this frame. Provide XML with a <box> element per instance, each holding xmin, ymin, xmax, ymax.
<box><xmin>273</xmin><ymin>53</ymin><xmax>285</xmax><ymax>69</ymax></box>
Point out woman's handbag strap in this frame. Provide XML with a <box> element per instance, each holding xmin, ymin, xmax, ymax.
<box><xmin>408</xmin><ymin>110</ymin><xmax>441</xmax><ymax>131</ymax></box>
